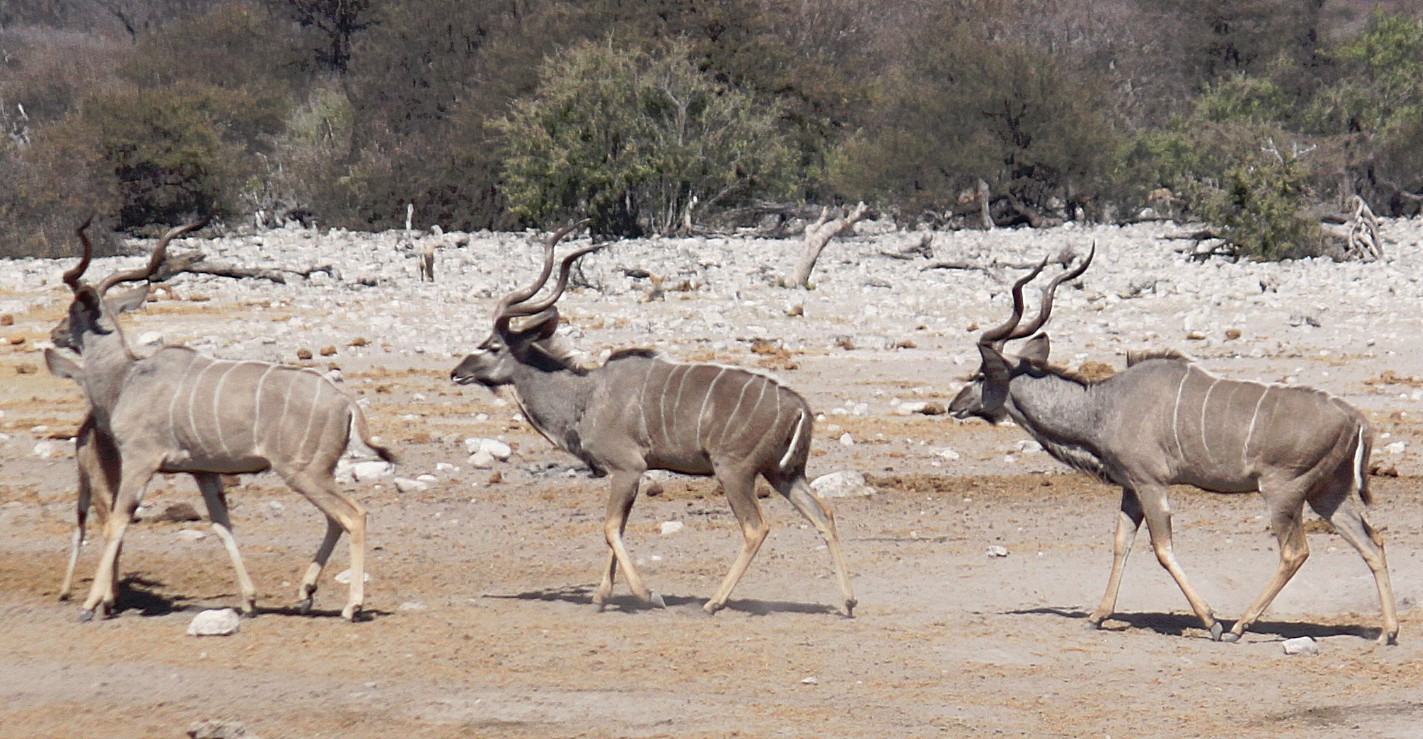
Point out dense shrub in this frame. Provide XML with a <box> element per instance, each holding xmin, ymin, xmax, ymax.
<box><xmin>495</xmin><ymin>40</ymin><xmax>797</xmax><ymax>236</ymax></box>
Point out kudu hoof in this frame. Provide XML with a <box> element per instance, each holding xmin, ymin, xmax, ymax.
<box><xmin>298</xmin><ymin>597</ymin><xmax>314</xmax><ymax>615</ymax></box>
<box><xmin>1212</xmin><ymin>624</ymin><xmax>1234</xmax><ymax>642</ymax></box>
<box><xmin>342</xmin><ymin>605</ymin><xmax>363</xmax><ymax>622</ymax></box>
<box><xmin>1082</xmin><ymin>619</ymin><xmax>1105</xmax><ymax>632</ymax></box>
<box><xmin>843</xmin><ymin>599</ymin><xmax>858</xmax><ymax>619</ymax></box>
<box><xmin>77</xmin><ymin>609</ymin><xmax>95</xmax><ymax>623</ymax></box>
<box><xmin>649</xmin><ymin>592</ymin><xmax>666</xmax><ymax>609</ymax></box>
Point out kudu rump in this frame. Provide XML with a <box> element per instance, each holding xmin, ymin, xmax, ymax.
<box><xmin>47</xmin><ymin>221</ymin><xmax>393</xmax><ymax>621</ymax></box>
<box><xmin>451</xmin><ymin>225</ymin><xmax>856</xmax><ymax>616</ymax></box>
<box><xmin>950</xmin><ymin>246</ymin><xmax>1398</xmax><ymax>644</ymax></box>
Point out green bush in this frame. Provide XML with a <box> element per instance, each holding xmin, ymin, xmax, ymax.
<box><xmin>1191</xmin><ymin>148</ymin><xmax>1324</xmax><ymax>260</ymax></box>
<box><xmin>494</xmin><ymin>39</ymin><xmax>797</xmax><ymax>236</ymax></box>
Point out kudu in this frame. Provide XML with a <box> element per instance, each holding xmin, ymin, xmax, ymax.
<box><xmin>950</xmin><ymin>246</ymin><xmax>1398</xmax><ymax>644</ymax></box>
<box><xmin>451</xmin><ymin>225</ymin><xmax>856</xmax><ymax>616</ymax></box>
<box><xmin>47</xmin><ymin>221</ymin><xmax>393</xmax><ymax>621</ymax></box>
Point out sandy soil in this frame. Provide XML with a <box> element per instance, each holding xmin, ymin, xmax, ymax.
<box><xmin>2</xmin><ymin>223</ymin><xmax>1422</xmax><ymax>738</ymax></box>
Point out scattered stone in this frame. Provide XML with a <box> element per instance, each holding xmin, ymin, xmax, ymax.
<box><xmin>800</xmin><ymin>676</ymin><xmax>818</xmax><ymax>685</ymax></box>
<box><xmin>986</xmin><ymin>545</ymin><xmax>1010</xmax><ymax>558</ymax></box>
<box><xmin>468</xmin><ymin>450</ymin><xmax>496</xmax><ymax>468</ymax></box>
<box><xmin>1281</xmin><ymin>636</ymin><xmax>1319</xmax><ymax>655</ymax></box>
<box><xmin>154</xmin><ymin>502</ymin><xmax>203</xmax><ymax>523</ymax></box>
<box><xmin>811</xmin><ymin>471</ymin><xmax>876</xmax><ymax>498</ymax></box>
<box><xmin>187</xmin><ymin>609</ymin><xmax>241</xmax><ymax>637</ymax></box>
<box><xmin>346</xmin><ymin>459</ymin><xmax>395</xmax><ymax>482</ymax></box>
<box><xmin>1383</xmin><ymin>441</ymin><xmax>1407</xmax><ymax>455</ymax></box>
<box><xmin>334</xmin><ymin>568</ymin><xmax>370</xmax><ymax>585</ymax></box>
<box><xmin>644</xmin><ymin>480</ymin><xmax>665</xmax><ymax>497</ymax></box>
<box><xmin>296</xmin><ymin>347</ymin><xmax>313</xmax><ymax>360</ymax></box>
<box><xmin>1013</xmin><ymin>439</ymin><xmax>1043</xmax><ymax>454</ymax></box>
<box><xmin>398</xmin><ymin>601</ymin><xmax>427</xmax><ymax>611</ymax></box>
<box><xmin>187</xmin><ymin>719</ymin><xmax>250</xmax><ymax>739</ymax></box>
<box><xmin>659</xmin><ymin>521</ymin><xmax>684</xmax><ymax>535</ymax></box>
<box><xmin>393</xmin><ymin>477</ymin><xmax>429</xmax><ymax>494</ymax></box>
<box><xmin>31</xmin><ymin>441</ymin><xmax>56</xmax><ymax>459</ymax></box>
<box><xmin>0</xmin><ymin>313</ymin><xmax>11</xmax><ymax>326</ymax></box>
<box><xmin>177</xmin><ymin>529</ymin><xmax>207</xmax><ymax>542</ymax></box>
<box><xmin>934</xmin><ymin>447</ymin><xmax>961</xmax><ymax>461</ymax></box>
<box><xmin>838</xmin><ymin>433</ymin><xmax>854</xmax><ymax>446</ymax></box>
<box><xmin>319</xmin><ymin>345</ymin><xmax>338</xmax><ymax>356</ymax></box>
<box><xmin>1224</xmin><ymin>328</ymin><xmax>1242</xmax><ymax>340</ymax></box>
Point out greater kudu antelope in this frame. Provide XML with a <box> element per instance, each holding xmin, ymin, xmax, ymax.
<box><xmin>949</xmin><ymin>246</ymin><xmax>1398</xmax><ymax>644</ymax></box>
<box><xmin>451</xmin><ymin>225</ymin><xmax>856</xmax><ymax>616</ymax></box>
<box><xmin>47</xmin><ymin>221</ymin><xmax>393</xmax><ymax>621</ymax></box>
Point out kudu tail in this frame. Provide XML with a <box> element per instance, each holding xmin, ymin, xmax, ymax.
<box><xmin>1354</xmin><ymin>424</ymin><xmax>1372</xmax><ymax>507</ymax></box>
<box><xmin>349</xmin><ymin>407</ymin><xmax>398</xmax><ymax>465</ymax></box>
<box><xmin>778</xmin><ymin>407</ymin><xmax>812</xmax><ymax>470</ymax></box>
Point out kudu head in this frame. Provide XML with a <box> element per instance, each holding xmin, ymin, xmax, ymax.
<box><xmin>451</xmin><ymin>221</ymin><xmax>602</xmax><ymax>387</ymax></box>
<box><xmin>949</xmin><ymin>243</ymin><xmax>1095</xmax><ymax>423</ymax></box>
<box><xmin>49</xmin><ymin>219</ymin><xmax>204</xmax><ymax>355</ymax></box>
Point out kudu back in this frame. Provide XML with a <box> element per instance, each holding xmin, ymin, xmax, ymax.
<box><xmin>950</xmin><ymin>245</ymin><xmax>1397</xmax><ymax>644</ymax></box>
<box><xmin>451</xmin><ymin>224</ymin><xmax>856</xmax><ymax>616</ymax></box>
<box><xmin>48</xmin><ymin>220</ymin><xmax>393</xmax><ymax>621</ymax></box>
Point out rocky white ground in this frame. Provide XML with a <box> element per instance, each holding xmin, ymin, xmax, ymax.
<box><xmin>1</xmin><ymin>218</ymin><xmax>1422</xmax><ymax>737</ymax></box>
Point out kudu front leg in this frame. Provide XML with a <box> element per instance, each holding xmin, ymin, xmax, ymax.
<box><xmin>79</xmin><ymin>468</ymin><xmax>153</xmax><ymax>621</ymax></box>
<box><xmin>593</xmin><ymin>471</ymin><xmax>663</xmax><ymax>611</ymax></box>
<box><xmin>194</xmin><ymin>473</ymin><xmax>258</xmax><ymax>616</ymax></box>
<box><xmin>1086</xmin><ymin>489</ymin><xmax>1144</xmax><ymax>630</ymax></box>
<box><xmin>1140</xmin><ymin>490</ymin><xmax>1223</xmax><ymax>640</ymax></box>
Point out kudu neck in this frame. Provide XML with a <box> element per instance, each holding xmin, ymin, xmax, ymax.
<box><xmin>77</xmin><ymin>326</ymin><xmax>139</xmax><ymax>418</ymax></box>
<box><xmin>1006</xmin><ymin>369</ymin><xmax>1104</xmax><ymax>451</ymax></box>
<box><xmin>508</xmin><ymin>360</ymin><xmax>594</xmax><ymax>452</ymax></box>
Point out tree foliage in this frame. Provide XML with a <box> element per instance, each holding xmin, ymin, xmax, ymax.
<box><xmin>495</xmin><ymin>40</ymin><xmax>796</xmax><ymax>236</ymax></box>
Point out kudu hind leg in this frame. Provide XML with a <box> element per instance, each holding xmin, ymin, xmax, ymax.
<box><xmin>770</xmin><ymin>473</ymin><xmax>856</xmax><ymax>617</ymax></box>
<box><xmin>1225</xmin><ymin>499</ymin><xmax>1310</xmax><ymax>642</ymax></box>
<box><xmin>59</xmin><ymin>475</ymin><xmax>93</xmax><ymax>601</ymax></box>
<box><xmin>703</xmin><ymin>467</ymin><xmax>771</xmax><ymax>615</ymax></box>
<box><xmin>281</xmin><ymin>470</ymin><xmax>366</xmax><ymax>620</ymax></box>
<box><xmin>194</xmin><ymin>473</ymin><xmax>258</xmax><ymax>616</ymax></box>
<box><xmin>1309</xmin><ymin>487</ymin><xmax>1399</xmax><ymax>644</ymax></box>
<box><xmin>1086</xmin><ymin>488</ymin><xmax>1145</xmax><ymax>629</ymax></box>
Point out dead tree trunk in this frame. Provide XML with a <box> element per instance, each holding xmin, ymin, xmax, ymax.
<box><xmin>790</xmin><ymin>202</ymin><xmax>868</xmax><ymax>289</ymax></box>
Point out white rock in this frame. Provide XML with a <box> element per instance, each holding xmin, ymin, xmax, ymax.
<box><xmin>1013</xmin><ymin>439</ymin><xmax>1043</xmax><ymax>454</ymax></box>
<box><xmin>177</xmin><ymin>529</ymin><xmax>207</xmax><ymax>542</ymax></box>
<box><xmin>31</xmin><ymin>441</ymin><xmax>56</xmax><ymax>459</ymax></box>
<box><xmin>838</xmin><ymin>433</ymin><xmax>854</xmax><ymax>446</ymax></box>
<box><xmin>480</xmin><ymin>438</ymin><xmax>513</xmax><ymax>460</ymax></box>
<box><xmin>1282</xmin><ymin>636</ymin><xmax>1319</xmax><ymax>655</ymax></box>
<box><xmin>334</xmin><ymin>568</ymin><xmax>370</xmax><ymax>585</ymax></box>
<box><xmin>894</xmin><ymin>401</ymin><xmax>929</xmax><ymax>416</ymax></box>
<box><xmin>986</xmin><ymin>545</ymin><xmax>1010</xmax><ymax>558</ymax></box>
<box><xmin>467</xmin><ymin>450</ymin><xmax>496</xmax><ymax>468</ymax></box>
<box><xmin>135</xmin><ymin>331</ymin><xmax>164</xmax><ymax>349</ymax></box>
<box><xmin>435</xmin><ymin>462</ymin><xmax>458</xmax><ymax>473</ymax></box>
<box><xmin>347</xmin><ymin>459</ymin><xmax>395</xmax><ymax>482</ymax></box>
<box><xmin>659</xmin><ymin>521</ymin><xmax>684</xmax><ymax>535</ymax></box>
<box><xmin>811</xmin><ymin>471</ymin><xmax>876</xmax><ymax>498</ymax></box>
<box><xmin>1383</xmin><ymin>441</ymin><xmax>1407</xmax><ymax>455</ymax></box>
<box><xmin>187</xmin><ymin>609</ymin><xmax>241</xmax><ymax>637</ymax></box>
<box><xmin>393</xmin><ymin>477</ymin><xmax>428</xmax><ymax>493</ymax></box>
<box><xmin>934</xmin><ymin>447</ymin><xmax>961</xmax><ymax>461</ymax></box>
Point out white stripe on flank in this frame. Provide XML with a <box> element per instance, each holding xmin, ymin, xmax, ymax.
<box><xmin>252</xmin><ymin>363</ymin><xmax>278</xmax><ymax>454</ymax></box>
<box><xmin>638</xmin><ymin>363</ymin><xmax>656</xmax><ymax>444</ymax></box>
<box><xmin>658</xmin><ymin>365</ymin><xmax>681</xmax><ymax>447</ymax></box>
<box><xmin>277</xmin><ymin>368</ymin><xmax>298</xmax><ymax>454</ymax></box>
<box><xmin>719</xmin><ymin>375</ymin><xmax>755</xmax><ymax>446</ymax></box>
<box><xmin>1198</xmin><ymin>378</ymin><xmax>1220</xmax><ymax>466</ymax></box>
<box><xmin>1171</xmin><ymin>369</ymin><xmax>1189</xmax><ymax>459</ymax></box>
<box><xmin>187</xmin><ymin>362</ymin><xmax>219</xmax><ymax>455</ymax></box>
<box><xmin>733</xmin><ymin>377</ymin><xmax>770</xmax><ymax>441</ymax></box>
<box><xmin>696</xmin><ymin>367</ymin><xmax>728</xmax><ymax>448</ymax></box>
<box><xmin>778</xmin><ymin>404</ymin><xmax>801</xmax><ymax>469</ymax></box>
<box><xmin>293</xmin><ymin>375</ymin><xmax>324</xmax><ymax>467</ymax></box>
<box><xmin>210</xmin><ymin>362</ymin><xmax>246</xmax><ymax>456</ymax></box>
<box><xmin>1243</xmin><ymin>385</ymin><xmax>1271</xmax><ymax>464</ymax></box>
<box><xmin>166</xmin><ymin>352</ymin><xmax>200</xmax><ymax>445</ymax></box>
<box><xmin>670</xmin><ymin>364</ymin><xmax>693</xmax><ymax>445</ymax></box>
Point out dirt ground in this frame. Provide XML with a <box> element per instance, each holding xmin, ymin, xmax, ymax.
<box><xmin>3</xmin><ymin>233</ymin><xmax>1423</xmax><ymax>738</ymax></box>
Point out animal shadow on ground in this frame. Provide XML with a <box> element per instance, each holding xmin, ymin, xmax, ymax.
<box><xmin>488</xmin><ymin>585</ymin><xmax>840</xmax><ymax>616</ymax></box>
<box><xmin>261</xmin><ymin>604</ymin><xmax>390</xmax><ymax>622</ymax></box>
<box><xmin>98</xmin><ymin>577</ymin><xmax>388</xmax><ymax>621</ymax></box>
<box><xmin>1009</xmin><ymin>605</ymin><xmax>1379</xmax><ymax>641</ymax></box>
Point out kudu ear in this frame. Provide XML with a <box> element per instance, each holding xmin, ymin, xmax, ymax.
<box><xmin>518</xmin><ymin>308</ymin><xmax>561</xmax><ymax>341</ymax></box>
<box><xmin>104</xmin><ymin>283</ymin><xmax>150</xmax><ymax>315</ymax></box>
<box><xmin>44</xmin><ymin>347</ymin><xmax>84</xmax><ymax>380</ymax></box>
<box><xmin>977</xmin><ymin>344</ymin><xmax>1012</xmax><ymax>411</ymax></box>
<box><xmin>1020</xmin><ymin>333</ymin><xmax>1051</xmax><ymax>366</ymax></box>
